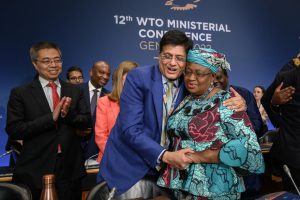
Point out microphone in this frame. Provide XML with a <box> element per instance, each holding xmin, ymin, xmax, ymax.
<box><xmin>0</xmin><ymin>150</ymin><xmax>13</xmax><ymax>158</ymax></box>
<box><xmin>283</xmin><ymin>164</ymin><xmax>300</xmax><ymax>196</ymax></box>
<box><xmin>107</xmin><ymin>187</ymin><xmax>116</xmax><ymax>200</ymax></box>
<box><xmin>0</xmin><ymin>146</ymin><xmax>21</xmax><ymax>158</ymax></box>
<box><xmin>84</xmin><ymin>153</ymin><xmax>99</xmax><ymax>169</ymax></box>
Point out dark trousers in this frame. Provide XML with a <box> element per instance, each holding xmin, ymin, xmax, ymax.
<box><xmin>54</xmin><ymin>155</ymin><xmax>82</xmax><ymax>200</ymax></box>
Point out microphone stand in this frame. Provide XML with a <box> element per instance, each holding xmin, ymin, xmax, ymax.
<box><xmin>107</xmin><ymin>187</ymin><xmax>116</xmax><ymax>200</ymax></box>
<box><xmin>283</xmin><ymin>164</ymin><xmax>300</xmax><ymax>196</ymax></box>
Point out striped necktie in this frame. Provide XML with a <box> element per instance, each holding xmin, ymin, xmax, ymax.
<box><xmin>161</xmin><ymin>81</ymin><xmax>174</xmax><ymax>148</ymax></box>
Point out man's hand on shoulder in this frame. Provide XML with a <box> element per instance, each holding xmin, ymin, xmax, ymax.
<box><xmin>223</xmin><ymin>87</ymin><xmax>247</xmax><ymax>112</ymax></box>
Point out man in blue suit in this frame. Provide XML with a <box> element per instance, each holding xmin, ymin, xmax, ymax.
<box><xmin>80</xmin><ymin>61</ymin><xmax>110</xmax><ymax>160</ymax></box>
<box><xmin>97</xmin><ymin>30</ymin><xmax>246</xmax><ymax>199</ymax></box>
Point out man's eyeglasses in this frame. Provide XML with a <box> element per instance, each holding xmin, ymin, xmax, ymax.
<box><xmin>183</xmin><ymin>69</ymin><xmax>211</xmax><ymax>78</ymax></box>
<box><xmin>160</xmin><ymin>53</ymin><xmax>186</xmax><ymax>64</ymax></box>
<box><xmin>69</xmin><ymin>76</ymin><xmax>83</xmax><ymax>81</ymax></box>
<box><xmin>35</xmin><ymin>58</ymin><xmax>63</xmax><ymax>65</ymax></box>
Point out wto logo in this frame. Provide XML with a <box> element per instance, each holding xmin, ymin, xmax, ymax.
<box><xmin>165</xmin><ymin>0</ymin><xmax>201</xmax><ymax>11</ymax></box>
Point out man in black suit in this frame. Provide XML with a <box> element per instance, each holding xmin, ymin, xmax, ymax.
<box><xmin>261</xmin><ymin>56</ymin><xmax>300</xmax><ymax>192</ymax></box>
<box><xmin>80</xmin><ymin>61</ymin><xmax>110</xmax><ymax>161</ymax></box>
<box><xmin>262</xmin><ymin>54</ymin><xmax>299</xmax><ymax>128</ymax></box>
<box><xmin>5</xmin><ymin>41</ymin><xmax>91</xmax><ymax>200</ymax></box>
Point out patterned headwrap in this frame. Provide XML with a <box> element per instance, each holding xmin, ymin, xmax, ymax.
<box><xmin>187</xmin><ymin>48</ymin><xmax>231</xmax><ymax>73</ymax></box>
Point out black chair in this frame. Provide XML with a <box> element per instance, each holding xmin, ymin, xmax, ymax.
<box><xmin>259</xmin><ymin>129</ymin><xmax>278</xmax><ymax>143</ymax></box>
<box><xmin>0</xmin><ymin>182</ymin><xmax>32</xmax><ymax>200</ymax></box>
<box><xmin>86</xmin><ymin>181</ymin><xmax>116</xmax><ymax>200</ymax></box>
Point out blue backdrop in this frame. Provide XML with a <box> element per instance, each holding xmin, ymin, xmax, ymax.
<box><xmin>1</xmin><ymin>0</ymin><xmax>299</xmax><ymax>166</ymax></box>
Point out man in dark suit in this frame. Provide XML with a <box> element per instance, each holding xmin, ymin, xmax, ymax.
<box><xmin>5</xmin><ymin>41</ymin><xmax>91</xmax><ymax>200</ymax></box>
<box><xmin>80</xmin><ymin>61</ymin><xmax>110</xmax><ymax>161</ymax></box>
<box><xmin>262</xmin><ymin>54</ymin><xmax>299</xmax><ymax>128</ymax></box>
<box><xmin>261</xmin><ymin>56</ymin><xmax>300</xmax><ymax>192</ymax></box>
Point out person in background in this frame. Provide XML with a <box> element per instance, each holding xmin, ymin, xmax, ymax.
<box><xmin>95</xmin><ymin>60</ymin><xmax>138</xmax><ymax>162</ymax></box>
<box><xmin>96</xmin><ymin>30</ymin><xmax>247</xmax><ymax>199</ymax></box>
<box><xmin>5</xmin><ymin>41</ymin><xmax>91</xmax><ymax>200</ymax></box>
<box><xmin>262</xmin><ymin>53</ymin><xmax>299</xmax><ymax>128</ymax></box>
<box><xmin>80</xmin><ymin>61</ymin><xmax>110</xmax><ymax>161</ymax></box>
<box><xmin>66</xmin><ymin>66</ymin><xmax>84</xmax><ymax>84</ymax></box>
<box><xmin>253</xmin><ymin>85</ymin><xmax>269</xmax><ymax>133</ymax></box>
<box><xmin>157</xmin><ymin>48</ymin><xmax>264</xmax><ymax>200</ymax></box>
<box><xmin>261</xmin><ymin>55</ymin><xmax>300</xmax><ymax>193</ymax></box>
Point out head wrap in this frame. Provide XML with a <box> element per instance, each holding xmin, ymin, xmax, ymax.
<box><xmin>187</xmin><ymin>48</ymin><xmax>231</xmax><ymax>73</ymax></box>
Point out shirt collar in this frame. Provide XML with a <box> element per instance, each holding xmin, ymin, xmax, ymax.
<box><xmin>88</xmin><ymin>80</ymin><xmax>101</xmax><ymax>92</ymax></box>
<box><xmin>39</xmin><ymin>76</ymin><xmax>61</xmax><ymax>88</ymax></box>
<box><xmin>161</xmin><ymin>75</ymin><xmax>179</xmax><ymax>88</ymax></box>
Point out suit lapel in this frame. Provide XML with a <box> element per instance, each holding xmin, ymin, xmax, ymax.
<box><xmin>60</xmin><ymin>79</ymin><xmax>69</xmax><ymax>98</ymax></box>
<box><xmin>30</xmin><ymin>78</ymin><xmax>52</xmax><ymax>113</ymax></box>
<box><xmin>175</xmin><ymin>78</ymin><xmax>186</xmax><ymax>108</ymax></box>
<box><xmin>151</xmin><ymin>65</ymin><xmax>163</xmax><ymax>134</ymax></box>
<box><xmin>82</xmin><ymin>82</ymin><xmax>91</xmax><ymax>111</ymax></box>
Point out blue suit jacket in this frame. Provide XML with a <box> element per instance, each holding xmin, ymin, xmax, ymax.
<box><xmin>97</xmin><ymin>65</ymin><xmax>186</xmax><ymax>195</ymax></box>
<box><xmin>80</xmin><ymin>82</ymin><xmax>110</xmax><ymax>159</ymax></box>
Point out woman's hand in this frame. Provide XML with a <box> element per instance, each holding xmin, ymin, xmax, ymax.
<box><xmin>186</xmin><ymin>149</ymin><xmax>220</xmax><ymax>164</ymax></box>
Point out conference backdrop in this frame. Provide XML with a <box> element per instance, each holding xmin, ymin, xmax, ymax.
<box><xmin>0</xmin><ymin>0</ymin><xmax>299</xmax><ymax>166</ymax></box>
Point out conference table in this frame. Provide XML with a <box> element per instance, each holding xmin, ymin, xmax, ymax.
<box><xmin>0</xmin><ymin>142</ymin><xmax>278</xmax><ymax>199</ymax></box>
<box><xmin>0</xmin><ymin>166</ymin><xmax>99</xmax><ymax>181</ymax></box>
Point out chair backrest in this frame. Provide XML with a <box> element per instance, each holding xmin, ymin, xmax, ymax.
<box><xmin>86</xmin><ymin>181</ymin><xmax>109</xmax><ymax>200</ymax></box>
<box><xmin>259</xmin><ymin>129</ymin><xmax>279</xmax><ymax>143</ymax></box>
<box><xmin>0</xmin><ymin>182</ymin><xmax>32</xmax><ymax>200</ymax></box>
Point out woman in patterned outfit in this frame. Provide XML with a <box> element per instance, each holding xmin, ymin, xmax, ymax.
<box><xmin>157</xmin><ymin>48</ymin><xmax>265</xmax><ymax>200</ymax></box>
